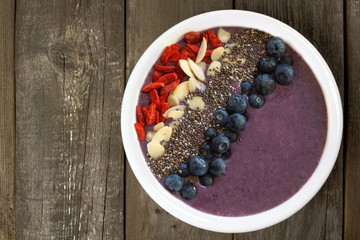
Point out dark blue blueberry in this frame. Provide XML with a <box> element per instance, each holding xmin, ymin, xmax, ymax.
<box><xmin>266</xmin><ymin>37</ymin><xmax>286</xmax><ymax>58</ymax></box>
<box><xmin>254</xmin><ymin>74</ymin><xmax>276</xmax><ymax>96</ymax></box>
<box><xmin>204</xmin><ymin>127</ymin><xmax>218</xmax><ymax>141</ymax></box>
<box><xmin>188</xmin><ymin>156</ymin><xmax>209</xmax><ymax>176</ymax></box>
<box><xmin>180</xmin><ymin>184</ymin><xmax>197</xmax><ymax>200</ymax></box>
<box><xmin>164</xmin><ymin>174</ymin><xmax>183</xmax><ymax>192</ymax></box>
<box><xmin>209</xmin><ymin>157</ymin><xmax>227</xmax><ymax>176</ymax></box>
<box><xmin>228</xmin><ymin>113</ymin><xmax>246</xmax><ymax>132</ymax></box>
<box><xmin>274</xmin><ymin>64</ymin><xmax>295</xmax><ymax>85</ymax></box>
<box><xmin>199</xmin><ymin>174</ymin><xmax>213</xmax><ymax>186</ymax></box>
<box><xmin>249</xmin><ymin>93</ymin><xmax>265</xmax><ymax>109</ymax></box>
<box><xmin>199</xmin><ymin>144</ymin><xmax>212</xmax><ymax>160</ymax></box>
<box><xmin>278</xmin><ymin>56</ymin><xmax>293</xmax><ymax>65</ymax></box>
<box><xmin>210</xmin><ymin>134</ymin><xmax>230</xmax><ymax>154</ymax></box>
<box><xmin>213</xmin><ymin>109</ymin><xmax>229</xmax><ymax>127</ymax></box>
<box><xmin>178</xmin><ymin>162</ymin><xmax>190</xmax><ymax>177</ymax></box>
<box><xmin>224</xmin><ymin>128</ymin><xmax>238</xmax><ymax>142</ymax></box>
<box><xmin>259</xmin><ymin>56</ymin><xmax>277</xmax><ymax>73</ymax></box>
<box><xmin>222</xmin><ymin>149</ymin><xmax>232</xmax><ymax>160</ymax></box>
<box><xmin>241</xmin><ymin>81</ymin><xmax>253</xmax><ymax>95</ymax></box>
<box><xmin>226</xmin><ymin>94</ymin><xmax>248</xmax><ymax>114</ymax></box>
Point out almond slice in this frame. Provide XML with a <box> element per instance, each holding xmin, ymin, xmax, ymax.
<box><xmin>153</xmin><ymin>122</ymin><xmax>164</xmax><ymax>131</ymax></box>
<box><xmin>167</xmin><ymin>110</ymin><xmax>184</xmax><ymax>120</ymax></box>
<box><xmin>195</xmin><ymin>79</ymin><xmax>206</xmax><ymax>92</ymax></box>
<box><xmin>169</xmin><ymin>120</ymin><xmax>180</xmax><ymax>129</ymax></box>
<box><xmin>147</xmin><ymin>141</ymin><xmax>165</xmax><ymax>160</ymax></box>
<box><xmin>146</xmin><ymin>131</ymin><xmax>155</xmax><ymax>142</ymax></box>
<box><xmin>211</xmin><ymin>46</ymin><xmax>225</xmax><ymax>61</ymax></box>
<box><xmin>167</xmin><ymin>95</ymin><xmax>179</xmax><ymax>107</ymax></box>
<box><xmin>197</xmin><ymin>62</ymin><xmax>207</xmax><ymax>72</ymax></box>
<box><xmin>152</xmin><ymin>126</ymin><xmax>172</xmax><ymax>143</ymax></box>
<box><xmin>187</xmin><ymin>96</ymin><xmax>205</xmax><ymax>111</ymax></box>
<box><xmin>188</xmin><ymin>77</ymin><xmax>197</xmax><ymax>93</ymax></box>
<box><xmin>224</xmin><ymin>48</ymin><xmax>232</xmax><ymax>54</ymax></box>
<box><xmin>188</xmin><ymin>59</ymin><xmax>205</xmax><ymax>81</ymax></box>
<box><xmin>163</xmin><ymin>105</ymin><xmax>186</xmax><ymax>118</ymax></box>
<box><xmin>207</xmin><ymin>61</ymin><xmax>221</xmax><ymax>77</ymax></box>
<box><xmin>173</xmin><ymin>81</ymin><xmax>189</xmax><ymax>101</ymax></box>
<box><xmin>218</xmin><ymin>28</ymin><xmax>231</xmax><ymax>43</ymax></box>
<box><xmin>179</xmin><ymin>59</ymin><xmax>195</xmax><ymax>78</ymax></box>
<box><xmin>195</xmin><ymin>37</ymin><xmax>207</xmax><ymax>63</ymax></box>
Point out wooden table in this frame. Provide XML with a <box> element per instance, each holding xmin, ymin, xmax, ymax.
<box><xmin>0</xmin><ymin>0</ymin><xmax>358</xmax><ymax>239</ymax></box>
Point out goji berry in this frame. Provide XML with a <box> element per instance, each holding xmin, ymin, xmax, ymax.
<box><xmin>134</xmin><ymin>123</ymin><xmax>145</xmax><ymax>140</ymax></box>
<box><xmin>153</xmin><ymin>64</ymin><xmax>175</xmax><ymax>73</ymax></box>
<box><xmin>142</xmin><ymin>82</ymin><xmax>165</xmax><ymax>92</ymax></box>
<box><xmin>159</xmin><ymin>92</ymin><xmax>169</xmax><ymax>104</ymax></box>
<box><xmin>175</xmin><ymin>62</ymin><xmax>185</xmax><ymax>81</ymax></box>
<box><xmin>184</xmin><ymin>31</ymin><xmax>202</xmax><ymax>44</ymax></box>
<box><xmin>160</xmin><ymin>79</ymin><xmax>180</xmax><ymax>95</ymax></box>
<box><xmin>205</xmin><ymin>49</ymin><xmax>212</xmax><ymax>57</ymax></box>
<box><xmin>155</xmin><ymin>111</ymin><xmax>160</xmax><ymax>124</ymax></box>
<box><xmin>149</xmin><ymin>89</ymin><xmax>160</xmax><ymax>105</ymax></box>
<box><xmin>203</xmin><ymin>32</ymin><xmax>208</xmax><ymax>42</ymax></box>
<box><xmin>152</xmin><ymin>71</ymin><xmax>163</xmax><ymax>82</ymax></box>
<box><xmin>136</xmin><ymin>105</ymin><xmax>145</xmax><ymax>127</ymax></box>
<box><xmin>183</xmin><ymin>46</ymin><xmax>196</xmax><ymax>58</ymax></box>
<box><xmin>148</xmin><ymin>103</ymin><xmax>157</xmax><ymax>125</ymax></box>
<box><xmin>168</xmin><ymin>51</ymin><xmax>189</xmax><ymax>62</ymax></box>
<box><xmin>159</xmin><ymin>102</ymin><xmax>169</xmax><ymax>114</ymax></box>
<box><xmin>141</xmin><ymin>106</ymin><xmax>151</xmax><ymax>126</ymax></box>
<box><xmin>207</xmin><ymin>29</ymin><xmax>222</xmax><ymax>48</ymax></box>
<box><xmin>169</xmin><ymin>43</ymin><xmax>180</xmax><ymax>56</ymax></box>
<box><xmin>161</xmin><ymin>46</ymin><xmax>171</xmax><ymax>65</ymax></box>
<box><xmin>157</xmin><ymin>72</ymin><xmax>178</xmax><ymax>84</ymax></box>
<box><xmin>202</xmin><ymin>56</ymin><xmax>212</xmax><ymax>64</ymax></box>
<box><xmin>186</xmin><ymin>44</ymin><xmax>199</xmax><ymax>53</ymax></box>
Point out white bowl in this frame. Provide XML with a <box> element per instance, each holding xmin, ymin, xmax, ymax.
<box><xmin>121</xmin><ymin>10</ymin><xmax>343</xmax><ymax>233</ymax></box>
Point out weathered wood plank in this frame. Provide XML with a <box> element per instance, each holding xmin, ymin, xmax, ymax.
<box><xmin>0</xmin><ymin>0</ymin><xmax>15</xmax><ymax>239</ymax></box>
<box><xmin>125</xmin><ymin>1</ymin><xmax>234</xmax><ymax>239</ymax></box>
<box><xmin>234</xmin><ymin>1</ymin><xmax>344</xmax><ymax>239</ymax></box>
<box><xmin>15</xmin><ymin>0</ymin><xmax>125</xmax><ymax>239</ymax></box>
<box><xmin>345</xmin><ymin>0</ymin><xmax>360</xmax><ymax>239</ymax></box>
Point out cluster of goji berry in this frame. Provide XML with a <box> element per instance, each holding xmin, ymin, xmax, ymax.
<box><xmin>134</xmin><ymin>29</ymin><xmax>223</xmax><ymax>140</ymax></box>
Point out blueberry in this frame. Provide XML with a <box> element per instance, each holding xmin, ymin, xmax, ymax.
<box><xmin>164</xmin><ymin>174</ymin><xmax>183</xmax><ymax>192</ymax></box>
<box><xmin>213</xmin><ymin>109</ymin><xmax>229</xmax><ymax>127</ymax></box>
<box><xmin>199</xmin><ymin>174</ymin><xmax>213</xmax><ymax>186</ymax></box>
<box><xmin>278</xmin><ymin>56</ymin><xmax>293</xmax><ymax>65</ymax></box>
<box><xmin>222</xmin><ymin>149</ymin><xmax>232</xmax><ymax>160</ymax></box>
<box><xmin>254</xmin><ymin>74</ymin><xmax>276</xmax><ymax>96</ymax></box>
<box><xmin>224</xmin><ymin>128</ymin><xmax>238</xmax><ymax>142</ymax></box>
<box><xmin>180</xmin><ymin>184</ymin><xmax>197</xmax><ymax>200</ymax></box>
<box><xmin>209</xmin><ymin>157</ymin><xmax>227</xmax><ymax>176</ymax></box>
<box><xmin>204</xmin><ymin>127</ymin><xmax>217</xmax><ymax>141</ymax></box>
<box><xmin>274</xmin><ymin>64</ymin><xmax>294</xmax><ymax>85</ymax></box>
<box><xmin>249</xmin><ymin>93</ymin><xmax>265</xmax><ymax>109</ymax></box>
<box><xmin>241</xmin><ymin>81</ymin><xmax>253</xmax><ymax>95</ymax></box>
<box><xmin>226</xmin><ymin>94</ymin><xmax>248</xmax><ymax>114</ymax></box>
<box><xmin>266</xmin><ymin>37</ymin><xmax>286</xmax><ymax>58</ymax></box>
<box><xmin>178</xmin><ymin>162</ymin><xmax>190</xmax><ymax>177</ymax></box>
<box><xmin>188</xmin><ymin>156</ymin><xmax>209</xmax><ymax>176</ymax></box>
<box><xmin>259</xmin><ymin>56</ymin><xmax>277</xmax><ymax>73</ymax></box>
<box><xmin>228</xmin><ymin>113</ymin><xmax>246</xmax><ymax>132</ymax></box>
<box><xmin>211</xmin><ymin>134</ymin><xmax>230</xmax><ymax>154</ymax></box>
<box><xmin>199</xmin><ymin>144</ymin><xmax>212</xmax><ymax>160</ymax></box>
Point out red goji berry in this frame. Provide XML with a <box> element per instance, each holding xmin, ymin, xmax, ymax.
<box><xmin>159</xmin><ymin>102</ymin><xmax>169</xmax><ymax>114</ymax></box>
<box><xmin>141</xmin><ymin>106</ymin><xmax>151</xmax><ymax>126</ymax></box>
<box><xmin>136</xmin><ymin>105</ymin><xmax>145</xmax><ymax>127</ymax></box>
<box><xmin>161</xmin><ymin>46</ymin><xmax>171</xmax><ymax>65</ymax></box>
<box><xmin>168</xmin><ymin>51</ymin><xmax>189</xmax><ymax>62</ymax></box>
<box><xmin>142</xmin><ymin>82</ymin><xmax>165</xmax><ymax>92</ymax></box>
<box><xmin>153</xmin><ymin>64</ymin><xmax>176</xmax><ymax>73</ymax></box>
<box><xmin>207</xmin><ymin>29</ymin><xmax>222</xmax><ymax>48</ymax></box>
<box><xmin>157</xmin><ymin>72</ymin><xmax>178</xmax><ymax>84</ymax></box>
<box><xmin>184</xmin><ymin>31</ymin><xmax>202</xmax><ymax>44</ymax></box>
<box><xmin>155</xmin><ymin>111</ymin><xmax>160</xmax><ymax>124</ymax></box>
<box><xmin>152</xmin><ymin>71</ymin><xmax>163</xmax><ymax>82</ymax></box>
<box><xmin>134</xmin><ymin>123</ymin><xmax>145</xmax><ymax>140</ymax></box>
<box><xmin>148</xmin><ymin>103</ymin><xmax>157</xmax><ymax>125</ymax></box>
<box><xmin>159</xmin><ymin>92</ymin><xmax>169</xmax><ymax>104</ymax></box>
<box><xmin>160</xmin><ymin>79</ymin><xmax>180</xmax><ymax>95</ymax></box>
<box><xmin>183</xmin><ymin>46</ymin><xmax>196</xmax><ymax>58</ymax></box>
<box><xmin>169</xmin><ymin>43</ymin><xmax>181</xmax><ymax>56</ymax></box>
<box><xmin>149</xmin><ymin>89</ymin><xmax>160</xmax><ymax>105</ymax></box>
<box><xmin>186</xmin><ymin>44</ymin><xmax>199</xmax><ymax>53</ymax></box>
<box><xmin>205</xmin><ymin>49</ymin><xmax>212</xmax><ymax>57</ymax></box>
<box><xmin>202</xmin><ymin>56</ymin><xmax>212</xmax><ymax>64</ymax></box>
<box><xmin>203</xmin><ymin>32</ymin><xmax>208</xmax><ymax>42</ymax></box>
<box><xmin>175</xmin><ymin>62</ymin><xmax>185</xmax><ymax>81</ymax></box>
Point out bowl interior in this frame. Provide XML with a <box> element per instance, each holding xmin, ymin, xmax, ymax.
<box><xmin>121</xmin><ymin>10</ymin><xmax>343</xmax><ymax>233</ymax></box>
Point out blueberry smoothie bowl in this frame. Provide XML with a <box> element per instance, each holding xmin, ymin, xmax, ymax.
<box><xmin>121</xmin><ymin>11</ymin><xmax>342</xmax><ymax>232</ymax></box>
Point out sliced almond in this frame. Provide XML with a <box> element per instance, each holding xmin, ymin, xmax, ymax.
<box><xmin>187</xmin><ymin>96</ymin><xmax>205</xmax><ymax>111</ymax></box>
<box><xmin>197</xmin><ymin>62</ymin><xmax>207</xmax><ymax>72</ymax></box>
<box><xmin>153</xmin><ymin>122</ymin><xmax>165</xmax><ymax>131</ymax></box>
<box><xmin>167</xmin><ymin>110</ymin><xmax>184</xmax><ymax>120</ymax></box>
<box><xmin>152</xmin><ymin>126</ymin><xmax>172</xmax><ymax>143</ymax></box>
<box><xmin>195</xmin><ymin>37</ymin><xmax>207</xmax><ymax>63</ymax></box>
<box><xmin>173</xmin><ymin>81</ymin><xmax>190</xmax><ymax>101</ymax></box>
<box><xmin>188</xmin><ymin>77</ymin><xmax>197</xmax><ymax>93</ymax></box>
<box><xmin>147</xmin><ymin>141</ymin><xmax>165</xmax><ymax>160</ymax></box>
<box><xmin>169</xmin><ymin>120</ymin><xmax>180</xmax><ymax>129</ymax></box>
<box><xmin>146</xmin><ymin>131</ymin><xmax>155</xmax><ymax>142</ymax></box>
<box><xmin>195</xmin><ymin>79</ymin><xmax>206</xmax><ymax>92</ymax></box>
<box><xmin>188</xmin><ymin>59</ymin><xmax>205</xmax><ymax>81</ymax></box>
<box><xmin>224</xmin><ymin>48</ymin><xmax>232</xmax><ymax>54</ymax></box>
<box><xmin>163</xmin><ymin>105</ymin><xmax>186</xmax><ymax>118</ymax></box>
<box><xmin>218</xmin><ymin>28</ymin><xmax>231</xmax><ymax>43</ymax></box>
<box><xmin>211</xmin><ymin>46</ymin><xmax>225</xmax><ymax>61</ymax></box>
<box><xmin>207</xmin><ymin>61</ymin><xmax>222</xmax><ymax>77</ymax></box>
<box><xmin>167</xmin><ymin>95</ymin><xmax>179</xmax><ymax>107</ymax></box>
<box><xmin>179</xmin><ymin>59</ymin><xmax>195</xmax><ymax>78</ymax></box>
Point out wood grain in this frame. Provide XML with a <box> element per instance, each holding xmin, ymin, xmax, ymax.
<box><xmin>234</xmin><ymin>1</ymin><xmax>344</xmax><ymax>239</ymax></box>
<box><xmin>345</xmin><ymin>0</ymin><xmax>360</xmax><ymax>239</ymax></box>
<box><xmin>0</xmin><ymin>0</ymin><xmax>15</xmax><ymax>239</ymax></box>
<box><xmin>125</xmin><ymin>1</ymin><xmax>234</xmax><ymax>239</ymax></box>
<box><xmin>15</xmin><ymin>0</ymin><xmax>125</xmax><ymax>239</ymax></box>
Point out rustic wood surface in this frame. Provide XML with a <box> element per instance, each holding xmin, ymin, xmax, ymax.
<box><xmin>0</xmin><ymin>0</ymin><xmax>358</xmax><ymax>239</ymax></box>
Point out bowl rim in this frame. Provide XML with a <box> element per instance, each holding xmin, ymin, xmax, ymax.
<box><xmin>121</xmin><ymin>10</ymin><xmax>343</xmax><ymax>233</ymax></box>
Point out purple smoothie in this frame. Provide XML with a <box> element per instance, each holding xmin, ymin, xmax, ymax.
<box><xmin>137</xmin><ymin>29</ymin><xmax>327</xmax><ymax>216</ymax></box>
